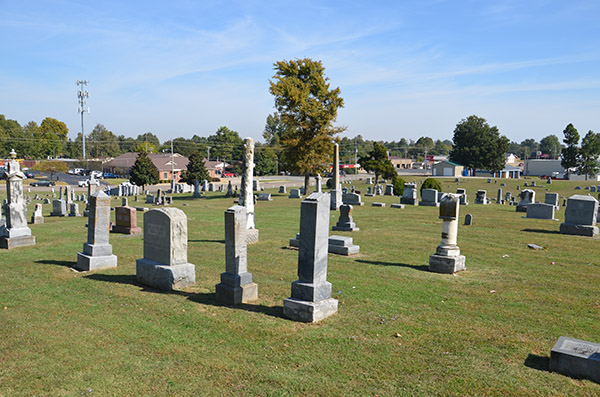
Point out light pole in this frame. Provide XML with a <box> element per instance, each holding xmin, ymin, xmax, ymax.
<box><xmin>77</xmin><ymin>80</ymin><xmax>89</xmax><ymax>160</ymax></box>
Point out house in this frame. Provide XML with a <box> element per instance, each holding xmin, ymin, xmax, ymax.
<box><xmin>431</xmin><ymin>161</ymin><xmax>464</xmax><ymax>177</ymax></box>
<box><xmin>388</xmin><ymin>156</ymin><xmax>413</xmax><ymax>170</ymax></box>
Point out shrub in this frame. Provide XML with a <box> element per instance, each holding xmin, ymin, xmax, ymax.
<box><xmin>420</xmin><ymin>177</ymin><xmax>442</xmax><ymax>195</ymax></box>
<box><xmin>392</xmin><ymin>177</ymin><xmax>405</xmax><ymax>196</ymax></box>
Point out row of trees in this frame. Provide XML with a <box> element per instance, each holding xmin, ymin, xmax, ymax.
<box><xmin>560</xmin><ymin>124</ymin><xmax>600</xmax><ymax>178</ymax></box>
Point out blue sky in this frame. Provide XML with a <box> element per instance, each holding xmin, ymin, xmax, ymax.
<box><xmin>1</xmin><ymin>0</ymin><xmax>599</xmax><ymax>144</ymax></box>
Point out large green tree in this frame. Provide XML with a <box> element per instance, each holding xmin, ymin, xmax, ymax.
<box><xmin>129</xmin><ymin>151</ymin><xmax>159</xmax><ymax>189</ymax></box>
<box><xmin>449</xmin><ymin>115</ymin><xmax>509</xmax><ymax>175</ymax></box>
<box><xmin>358</xmin><ymin>142</ymin><xmax>397</xmax><ymax>185</ymax></box>
<box><xmin>207</xmin><ymin>126</ymin><xmax>243</xmax><ymax>162</ymax></box>
<box><xmin>179</xmin><ymin>149</ymin><xmax>210</xmax><ymax>184</ymax></box>
<box><xmin>0</xmin><ymin>115</ymin><xmax>23</xmax><ymax>157</ymax></box>
<box><xmin>254</xmin><ymin>144</ymin><xmax>279</xmax><ymax>175</ymax></box>
<box><xmin>39</xmin><ymin>117</ymin><xmax>69</xmax><ymax>158</ymax></box>
<box><xmin>539</xmin><ymin>134</ymin><xmax>562</xmax><ymax>159</ymax></box>
<box><xmin>577</xmin><ymin>130</ymin><xmax>600</xmax><ymax>179</ymax></box>
<box><xmin>263</xmin><ymin>112</ymin><xmax>290</xmax><ymax>146</ymax></box>
<box><xmin>560</xmin><ymin>123</ymin><xmax>580</xmax><ymax>177</ymax></box>
<box><xmin>269</xmin><ymin>58</ymin><xmax>345</xmax><ymax>192</ymax></box>
<box><xmin>88</xmin><ymin>124</ymin><xmax>120</xmax><ymax>158</ymax></box>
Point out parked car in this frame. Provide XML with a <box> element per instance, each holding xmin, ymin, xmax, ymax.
<box><xmin>222</xmin><ymin>172</ymin><xmax>237</xmax><ymax>177</ymax></box>
<box><xmin>78</xmin><ymin>179</ymin><xmax>101</xmax><ymax>187</ymax></box>
<box><xmin>102</xmin><ymin>172</ymin><xmax>119</xmax><ymax>179</ymax></box>
<box><xmin>24</xmin><ymin>172</ymin><xmax>34</xmax><ymax>178</ymax></box>
<box><xmin>30</xmin><ymin>180</ymin><xmax>56</xmax><ymax>187</ymax></box>
<box><xmin>91</xmin><ymin>171</ymin><xmax>103</xmax><ymax>178</ymax></box>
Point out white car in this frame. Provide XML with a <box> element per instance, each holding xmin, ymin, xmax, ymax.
<box><xmin>78</xmin><ymin>179</ymin><xmax>101</xmax><ymax>187</ymax></box>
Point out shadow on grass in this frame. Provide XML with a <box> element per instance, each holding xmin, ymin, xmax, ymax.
<box><xmin>521</xmin><ymin>228</ymin><xmax>561</xmax><ymax>235</ymax></box>
<box><xmin>34</xmin><ymin>259</ymin><xmax>77</xmax><ymax>268</ymax></box>
<box><xmin>189</xmin><ymin>239</ymin><xmax>226</xmax><ymax>244</ymax></box>
<box><xmin>85</xmin><ymin>273</ymin><xmax>285</xmax><ymax>319</ymax></box>
<box><xmin>355</xmin><ymin>259</ymin><xmax>429</xmax><ymax>272</ymax></box>
<box><xmin>524</xmin><ymin>354</ymin><xmax>550</xmax><ymax>372</ymax></box>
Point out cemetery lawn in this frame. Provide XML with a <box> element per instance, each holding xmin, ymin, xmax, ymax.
<box><xmin>1</xmin><ymin>177</ymin><xmax>599</xmax><ymax>395</ymax></box>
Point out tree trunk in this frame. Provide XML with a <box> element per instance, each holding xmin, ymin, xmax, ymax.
<box><xmin>304</xmin><ymin>174</ymin><xmax>310</xmax><ymax>195</ymax></box>
<box><xmin>374</xmin><ymin>173</ymin><xmax>379</xmax><ymax>186</ymax></box>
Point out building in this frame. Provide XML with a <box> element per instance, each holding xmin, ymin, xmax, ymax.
<box><xmin>523</xmin><ymin>159</ymin><xmax>565</xmax><ymax>178</ymax></box>
<box><xmin>431</xmin><ymin>161</ymin><xmax>464</xmax><ymax>177</ymax></box>
<box><xmin>388</xmin><ymin>156</ymin><xmax>413</xmax><ymax>170</ymax></box>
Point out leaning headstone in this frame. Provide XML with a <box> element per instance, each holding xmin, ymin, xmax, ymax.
<box><xmin>429</xmin><ymin>194</ymin><xmax>465</xmax><ymax>274</ymax></box>
<box><xmin>215</xmin><ymin>205</ymin><xmax>258</xmax><ymax>305</ymax></box>
<box><xmin>400</xmin><ymin>183</ymin><xmax>418</xmax><ymax>205</ymax></box>
<box><xmin>31</xmin><ymin>203</ymin><xmax>44</xmax><ymax>224</ymax></box>
<box><xmin>516</xmin><ymin>189</ymin><xmax>535</xmax><ymax>212</ymax></box>
<box><xmin>136</xmin><ymin>208</ymin><xmax>195</xmax><ymax>290</ymax></box>
<box><xmin>550</xmin><ymin>336</ymin><xmax>600</xmax><ymax>384</ymax></box>
<box><xmin>332</xmin><ymin>204</ymin><xmax>359</xmax><ymax>231</ymax></box>
<box><xmin>559</xmin><ymin>195</ymin><xmax>599</xmax><ymax>237</ymax></box>
<box><xmin>384</xmin><ymin>184</ymin><xmax>394</xmax><ymax>196</ymax></box>
<box><xmin>75</xmin><ymin>191</ymin><xmax>117</xmax><ymax>271</ymax></box>
<box><xmin>474</xmin><ymin>190</ymin><xmax>487</xmax><ymax>205</ymax></box>
<box><xmin>342</xmin><ymin>192</ymin><xmax>363</xmax><ymax>206</ymax></box>
<box><xmin>0</xmin><ymin>150</ymin><xmax>36</xmax><ymax>249</ymax></box>
<box><xmin>257</xmin><ymin>193</ymin><xmax>272</xmax><ymax>201</ymax></box>
<box><xmin>419</xmin><ymin>189</ymin><xmax>439</xmax><ymax>207</ymax></box>
<box><xmin>69</xmin><ymin>203</ymin><xmax>81</xmax><ymax>217</ymax></box>
<box><xmin>464</xmin><ymin>213</ymin><xmax>473</xmax><ymax>225</ymax></box>
<box><xmin>289</xmin><ymin>189</ymin><xmax>302</xmax><ymax>199</ymax></box>
<box><xmin>112</xmin><ymin>206</ymin><xmax>142</xmax><ymax>234</ymax></box>
<box><xmin>284</xmin><ymin>193</ymin><xmax>338</xmax><ymax>322</ymax></box>
<box><xmin>526</xmin><ymin>203</ymin><xmax>557</xmax><ymax>220</ymax></box>
<box><xmin>330</xmin><ymin>143</ymin><xmax>342</xmax><ymax>210</ymax></box>
<box><xmin>279</xmin><ymin>185</ymin><xmax>287</xmax><ymax>194</ymax></box>
<box><xmin>239</xmin><ymin>137</ymin><xmax>259</xmax><ymax>244</ymax></box>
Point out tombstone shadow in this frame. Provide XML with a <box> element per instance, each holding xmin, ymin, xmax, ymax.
<box><xmin>84</xmin><ymin>273</ymin><xmax>138</xmax><ymax>286</ymax></box>
<box><xmin>524</xmin><ymin>353</ymin><xmax>550</xmax><ymax>372</ymax></box>
<box><xmin>521</xmin><ymin>228</ymin><xmax>561</xmax><ymax>235</ymax></box>
<box><xmin>355</xmin><ymin>259</ymin><xmax>429</xmax><ymax>272</ymax></box>
<box><xmin>188</xmin><ymin>239</ymin><xmax>226</xmax><ymax>244</ymax></box>
<box><xmin>35</xmin><ymin>259</ymin><xmax>77</xmax><ymax>268</ymax></box>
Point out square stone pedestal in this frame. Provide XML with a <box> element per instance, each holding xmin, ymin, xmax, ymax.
<box><xmin>215</xmin><ymin>282</ymin><xmax>258</xmax><ymax>305</ymax></box>
<box><xmin>136</xmin><ymin>258</ymin><xmax>195</xmax><ymax>291</ymax></box>
<box><xmin>559</xmin><ymin>222</ymin><xmax>599</xmax><ymax>237</ymax></box>
<box><xmin>0</xmin><ymin>235</ymin><xmax>36</xmax><ymax>249</ymax></box>
<box><xmin>76</xmin><ymin>252</ymin><xmax>118</xmax><ymax>271</ymax></box>
<box><xmin>429</xmin><ymin>254</ymin><xmax>466</xmax><ymax>274</ymax></box>
<box><xmin>283</xmin><ymin>297</ymin><xmax>338</xmax><ymax>323</ymax></box>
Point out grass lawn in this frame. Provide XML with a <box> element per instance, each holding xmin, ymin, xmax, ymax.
<box><xmin>1</xmin><ymin>176</ymin><xmax>599</xmax><ymax>395</ymax></box>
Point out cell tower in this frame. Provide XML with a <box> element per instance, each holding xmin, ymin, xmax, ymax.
<box><xmin>77</xmin><ymin>80</ymin><xmax>90</xmax><ymax>160</ymax></box>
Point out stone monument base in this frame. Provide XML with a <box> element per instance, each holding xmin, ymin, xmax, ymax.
<box><xmin>136</xmin><ymin>258</ymin><xmax>195</xmax><ymax>291</ymax></box>
<box><xmin>400</xmin><ymin>198</ymin><xmax>417</xmax><ymax>205</ymax></box>
<box><xmin>215</xmin><ymin>282</ymin><xmax>258</xmax><ymax>305</ymax></box>
<box><xmin>76</xmin><ymin>252</ymin><xmax>118</xmax><ymax>271</ymax></box>
<box><xmin>111</xmin><ymin>225</ymin><xmax>142</xmax><ymax>234</ymax></box>
<box><xmin>429</xmin><ymin>254</ymin><xmax>466</xmax><ymax>274</ymax></box>
<box><xmin>550</xmin><ymin>336</ymin><xmax>600</xmax><ymax>384</ymax></box>
<box><xmin>418</xmin><ymin>201</ymin><xmax>440</xmax><ymax>207</ymax></box>
<box><xmin>332</xmin><ymin>222</ymin><xmax>358</xmax><ymax>232</ymax></box>
<box><xmin>283</xmin><ymin>297</ymin><xmax>338</xmax><ymax>323</ymax></box>
<box><xmin>30</xmin><ymin>216</ymin><xmax>44</xmax><ymax>224</ymax></box>
<box><xmin>515</xmin><ymin>205</ymin><xmax>528</xmax><ymax>212</ymax></box>
<box><xmin>245</xmin><ymin>228</ymin><xmax>259</xmax><ymax>244</ymax></box>
<box><xmin>0</xmin><ymin>235</ymin><xmax>36</xmax><ymax>249</ymax></box>
<box><xmin>559</xmin><ymin>223</ymin><xmax>599</xmax><ymax>237</ymax></box>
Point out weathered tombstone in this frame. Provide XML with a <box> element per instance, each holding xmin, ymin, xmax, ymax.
<box><xmin>457</xmin><ymin>188</ymin><xmax>468</xmax><ymax>205</ymax></box>
<box><xmin>330</xmin><ymin>143</ymin><xmax>342</xmax><ymax>210</ymax></box>
<box><xmin>75</xmin><ymin>191</ymin><xmax>117</xmax><ymax>271</ymax></box>
<box><xmin>0</xmin><ymin>150</ymin><xmax>35</xmax><ymax>249</ymax></box>
<box><xmin>65</xmin><ymin>185</ymin><xmax>73</xmax><ymax>204</ymax></box>
<box><xmin>315</xmin><ymin>174</ymin><xmax>322</xmax><ymax>193</ymax></box>
<box><xmin>375</xmin><ymin>184</ymin><xmax>384</xmax><ymax>196</ymax></box>
<box><xmin>136</xmin><ymin>208</ymin><xmax>195</xmax><ymax>290</ymax></box>
<box><xmin>547</xmin><ymin>177</ymin><xmax>552</xmax><ymax>184</ymax></box>
<box><xmin>429</xmin><ymin>194</ymin><xmax>465</xmax><ymax>273</ymax></box>
<box><xmin>279</xmin><ymin>185</ymin><xmax>287</xmax><ymax>194</ymax></box>
<box><xmin>121</xmin><ymin>197</ymin><xmax>128</xmax><ymax>207</ymax></box>
<box><xmin>31</xmin><ymin>203</ymin><xmax>44</xmax><ymax>224</ymax></box>
<box><xmin>545</xmin><ymin>192</ymin><xmax>559</xmax><ymax>210</ymax></box>
<box><xmin>505</xmin><ymin>192</ymin><xmax>512</xmax><ymax>203</ymax></box>
<box><xmin>384</xmin><ymin>184</ymin><xmax>394</xmax><ymax>196</ymax></box>
<box><xmin>215</xmin><ymin>205</ymin><xmax>258</xmax><ymax>305</ymax></box>
<box><xmin>252</xmin><ymin>179</ymin><xmax>260</xmax><ymax>192</ymax></box>
<box><xmin>332</xmin><ymin>204</ymin><xmax>359</xmax><ymax>231</ymax></box>
<box><xmin>225</xmin><ymin>181</ymin><xmax>233</xmax><ymax>198</ymax></box>
<box><xmin>559</xmin><ymin>195</ymin><xmax>599</xmax><ymax>237</ymax></box>
<box><xmin>550</xmin><ymin>336</ymin><xmax>600</xmax><ymax>384</ymax></box>
<box><xmin>69</xmin><ymin>203</ymin><xmax>81</xmax><ymax>217</ymax></box>
<box><xmin>208</xmin><ymin>183</ymin><xmax>215</xmax><ymax>192</ymax></box>
<box><xmin>342</xmin><ymin>192</ymin><xmax>363</xmax><ymax>206</ymax></box>
<box><xmin>419</xmin><ymin>189</ymin><xmax>439</xmax><ymax>207</ymax></box>
<box><xmin>516</xmin><ymin>189</ymin><xmax>535</xmax><ymax>212</ymax></box>
<box><xmin>112</xmin><ymin>206</ymin><xmax>142</xmax><ymax>234</ymax></box>
<box><xmin>496</xmin><ymin>188</ymin><xmax>502</xmax><ymax>204</ymax></box>
<box><xmin>487</xmin><ymin>179</ymin><xmax>492</xmax><ymax>183</ymax></box>
<box><xmin>50</xmin><ymin>199</ymin><xmax>67</xmax><ymax>217</ymax></box>
<box><xmin>201</xmin><ymin>180</ymin><xmax>209</xmax><ymax>191</ymax></box>
<box><xmin>257</xmin><ymin>193</ymin><xmax>272</xmax><ymax>201</ymax></box>
<box><xmin>239</xmin><ymin>137</ymin><xmax>259</xmax><ymax>244</ymax></box>
<box><xmin>464</xmin><ymin>213</ymin><xmax>472</xmax><ymax>225</ymax></box>
<box><xmin>526</xmin><ymin>203</ymin><xmax>557</xmax><ymax>220</ymax></box>
<box><xmin>193</xmin><ymin>180</ymin><xmax>202</xmax><ymax>198</ymax></box>
<box><xmin>284</xmin><ymin>193</ymin><xmax>338</xmax><ymax>322</ymax></box>
<box><xmin>145</xmin><ymin>194</ymin><xmax>155</xmax><ymax>204</ymax></box>
<box><xmin>474</xmin><ymin>190</ymin><xmax>487</xmax><ymax>205</ymax></box>
<box><xmin>289</xmin><ymin>189</ymin><xmax>302</xmax><ymax>199</ymax></box>
<box><xmin>400</xmin><ymin>183</ymin><xmax>417</xmax><ymax>205</ymax></box>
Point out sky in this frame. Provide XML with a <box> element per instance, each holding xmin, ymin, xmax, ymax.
<box><xmin>1</xmin><ymin>0</ymin><xmax>599</xmax><ymax>145</ymax></box>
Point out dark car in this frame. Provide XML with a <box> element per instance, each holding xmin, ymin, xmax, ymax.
<box><xmin>103</xmin><ymin>172</ymin><xmax>119</xmax><ymax>179</ymax></box>
<box><xmin>25</xmin><ymin>172</ymin><xmax>34</xmax><ymax>178</ymax></box>
<box><xmin>29</xmin><ymin>180</ymin><xmax>55</xmax><ymax>187</ymax></box>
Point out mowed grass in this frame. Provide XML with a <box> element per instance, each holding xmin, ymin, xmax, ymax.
<box><xmin>1</xmin><ymin>176</ymin><xmax>599</xmax><ymax>395</ymax></box>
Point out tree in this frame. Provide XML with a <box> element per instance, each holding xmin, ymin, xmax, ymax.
<box><xmin>520</xmin><ymin>138</ymin><xmax>538</xmax><ymax>159</ymax></box>
<box><xmin>577</xmin><ymin>130</ymin><xmax>600</xmax><ymax>179</ymax></box>
<box><xmin>358</xmin><ymin>142</ymin><xmax>397</xmax><ymax>185</ymax></box>
<box><xmin>179</xmin><ymin>150</ymin><xmax>210</xmax><ymax>184</ymax></box>
<box><xmin>255</xmin><ymin>144</ymin><xmax>279</xmax><ymax>175</ymax></box>
<box><xmin>539</xmin><ymin>134</ymin><xmax>562</xmax><ymax>159</ymax></box>
<box><xmin>88</xmin><ymin>124</ymin><xmax>120</xmax><ymax>158</ymax></box>
<box><xmin>32</xmin><ymin>161</ymin><xmax>68</xmax><ymax>180</ymax></box>
<box><xmin>269</xmin><ymin>58</ymin><xmax>345</xmax><ymax>192</ymax></box>
<box><xmin>449</xmin><ymin>115</ymin><xmax>509</xmax><ymax>175</ymax></box>
<box><xmin>0</xmin><ymin>115</ymin><xmax>23</xmax><ymax>157</ymax></box>
<box><xmin>39</xmin><ymin>117</ymin><xmax>69</xmax><ymax>158</ymax></box>
<box><xmin>560</xmin><ymin>123</ymin><xmax>580</xmax><ymax>177</ymax></box>
<box><xmin>129</xmin><ymin>151</ymin><xmax>159</xmax><ymax>189</ymax></box>
<box><xmin>263</xmin><ymin>112</ymin><xmax>290</xmax><ymax>146</ymax></box>
<box><xmin>207</xmin><ymin>126</ymin><xmax>243</xmax><ymax>162</ymax></box>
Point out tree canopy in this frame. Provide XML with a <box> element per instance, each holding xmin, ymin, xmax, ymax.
<box><xmin>449</xmin><ymin>115</ymin><xmax>509</xmax><ymax>175</ymax></box>
<box><xmin>358</xmin><ymin>142</ymin><xmax>397</xmax><ymax>185</ymax></box>
<box><xmin>269</xmin><ymin>58</ymin><xmax>345</xmax><ymax>191</ymax></box>
<box><xmin>179</xmin><ymin>149</ymin><xmax>210</xmax><ymax>184</ymax></box>
<box><xmin>129</xmin><ymin>151</ymin><xmax>159</xmax><ymax>189</ymax></box>
<box><xmin>207</xmin><ymin>126</ymin><xmax>243</xmax><ymax>162</ymax></box>
<box><xmin>560</xmin><ymin>123</ymin><xmax>580</xmax><ymax>175</ymax></box>
<box><xmin>577</xmin><ymin>130</ymin><xmax>600</xmax><ymax>178</ymax></box>
<box><xmin>539</xmin><ymin>134</ymin><xmax>562</xmax><ymax>159</ymax></box>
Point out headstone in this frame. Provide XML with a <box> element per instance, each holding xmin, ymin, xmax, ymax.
<box><xmin>193</xmin><ymin>180</ymin><xmax>202</xmax><ymax>198</ymax></box>
<box><xmin>239</xmin><ymin>137</ymin><xmax>259</xmax><ymax>244</ymax></box>
<box><xmin>257</xmin><ymin>193</ymin><xmax>272</xmax><ymax>201</ymax></box>
<box><xmin>457</xmin><ymin>188</ymin><xmax>468</xmax><ymax>205</ymax></box>
<box><xmin>145</xmin><ymin>194</ymin><xmax>154</xmax><ymax>204</ymax></box>
<box><xmin>279</xmin><ymin>185</ymin><xmax>287</xmax><ymax>194</ymax></box>
<box><xmin>215</xmin><ymin>205</ymin><xmax>258</xmax><ymax>305</ymax></box>
<box><xmin>252</xmin><ymin>179</ymin><xmax>260</xmax><ymax>192</ymax></box>
<box><xmin>372</xmin><ymin>202</ymin><xmax>386</xmax><ymax>207</ymax></box>
<box><xmin>505</xmin><ymin>192</ymin><xmax>512</xmax><ymax>203</ymax></box>
<box><xmin>112</xmin><ymin>206</ymin><xmax>142</xmax><ymax>234</ymax></box>
<box><xmin>284</xmin><ymin>192</ymin><xmax>338</xmax><ymax>322</ymax></box>
<box><xmin>487</xmin><ymin>179</ymin><xmax>491</xmax><ymax>183</ymax></box>
<box><xmin>550</xmin><ymin>336</ymin><xmax>600</xmax><ymax>384</ymax></box>
<box><xmin>121</xmin><ymin>197</ymin><xmax>128</xmax><ymax>207</ymax></box>
<box><xmin>517</xmin><ymin>185</ymin><xmax>520</xmax><ymax>191</ymax></box>
<box><xmin>332</xmin><ymin>204</ymin><xmax>359</xmax><ymax>231</ymax></box>
<box><xmin>315</xmin><ymin>174</ymin><xmax>322</xmax><ymax>193</ymax></box>
<box><xmin>429</xmin><ymin>194</ymin><xmax>466</xmax><ymax>274</ymax></box>
<box><xmin>384</xmin><ymin>184</ymin><xmax>394</xmax><ymax>196</ymax></box>
<box><xmin>225</xmin><ymin>181</ymin><xmax>233</xmax><ymax>198</ymax></box>
<box><xmin>330</xmin><ymin>143</ymin><xmax>342</xmax><ymax>210</ymax></box>
<box><xmin>530</xmin><ymin>181</ymin><xmax>536</xmax><ymax>187</ymax></box>
<box><xmin>575</xmin><ymin>186</ymin><xmax>582</xmax><ymax>190</ymax></box>
<box><xmin>400</xmin><ymin>183</ymin><xmax>418</xmax><ymax>205</ymax></box>
<box><xmin>208</xmin><ymin>183</ymin><xmax>215</xmax><ymax>192</ymax></box>
<box><xmin>366</xmin><ymin>177</ymin><xmax>373</xmax><ymax>184</ymax></box>
<box><xmin>496</xmin><ymin>188</ymin><xmax>502</xmax><ymax>204</ymax></box>
<box><xmin>516</xmin><ymin>189</ymin><xmax>535</xmax><ymax>212</ymax></box>
<box><xmin>50</xmin><ymin>199</ymin><xmax>67</xmax><ymax>217</ymax></box>
<box><xmin>524</xmin><ymin>182</ymin><xmax>528</xmax><ymax>187</ymax></box>
<box><xmin>31</xmin><ymin>203</ymin><xmax>44</xmax><ymax>224</ymax></box>
<box><xmin>464</xmin><ymin>213</ymin><xmax>472</xmax><ymax>225</ymax></box>
<box><xmin>0</xmin><ymin>150</ymin><xmax>36</xmax><ymax>249</ymax></box>
<box><xmin>69</xmin><ymin>202</ymin><xmax>81</xmax><ymax>217</ymax></box>
<box><xmin>375</xmin><ymin>184</ymin><xmax>384</xmax><ymax>196</ymax></box>
<box><xmin>136</xmin><ymin>208</ymin><xmax>196</xmax><ymax>290</ymax></box>
<box><xmin>474</xmin><ymin>190</ymin><xmax>487</xmax><ymax>205</ymax></box>
<box><xmin>559</xmin><ymin>195</ymin><xmax>599</xmax><ymax>237</ymax></box>
<box><xmin>544</xmin><ymin>192</ymin><xmax>559</xmax><ymax>209</ymax></box>
<box><xmin>342</xmin><ymin>192</ymin><xmax>363</xmax><ymax>206</ymax></box>
<box><xmin>289</xmin><ymin>189</ymin><xmax>302</xmax><ymax>199</ymax></box>
<box><xmin>419</xmin><ymin>189</ymin><xmax>439</xmax><ymax>207</ymax></box>
<box><xmin>327</xmin><ymin>235</ymin><xmax>360</xmax><ymax>255</ymax></box>
<box><xmin>43</xmin><ymin>198</ymin><xmax>50</xmax><ymax>204</ymax></box>
<box><xmin>390</xmin><ymin>204</ymin><xmax>405</xmax><ymax>209</ymax></box>
<box><xmin>547</xmin><ymin>177</ymin><xmax>552</xmax><ymax>184</ymax></box>
<box><xmin>202</xmin><ymin>180</ymin><xmax>209</xmax><ymax>191</ymax></box>
<box><xmin>591</xmin><ymin>186</ymin><xmax>597</xmax><ymax>193</ymax></box>
<box><xmin>75</xmin><ymin>191</ymin><xmax>117</xmax><ymax>271</ymax></box>
<box><xmin>526</xmin><ymin>203</ymin><xmax>557</xmax><ymax>220</ymax></box>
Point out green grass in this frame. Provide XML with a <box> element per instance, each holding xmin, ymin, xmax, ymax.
<box><xmin>1</xmin><ymin>176</ymin><xmax>600</xmax><ymax>395</ymax></box>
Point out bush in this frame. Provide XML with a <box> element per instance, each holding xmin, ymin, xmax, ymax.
<box><xmin>420</xmin><ymin>178</ymin><xmax>442</xmax><ymax>195</ymax></box>
<box><xmin>392</xmin><ymin>177</ymin><xmax>405</xmax><ymax>196</ymax></box>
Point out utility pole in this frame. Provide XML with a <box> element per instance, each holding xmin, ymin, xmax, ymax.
<box><xmin>77</xmin><ymin>80</ymin><xmax>89</xmax><ymax>160</ymax></box>
<box><xmin>171</xmin><ymin>140</ymin><xmax>175</xmax><ymax>193</ymax></box>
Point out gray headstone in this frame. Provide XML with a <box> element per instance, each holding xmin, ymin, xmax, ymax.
<box><xmin>464</xmin><ymin>213</ymin><xmax>472</xmax><ymax>225</ymax></box>
<box><xmin>31</xmin><ymin>203</ymin><xmax>44</xmax><ymax>224</ymax></box>
<box><xmin>257</xmin><ymin>193</ymin><xmax>272</xmax><ymax>201</ymax></box>
<box><xmin>342</xmin><ymin>192</ymin><xmax>363</xmax><ymax>206</ymax></box>
<box><xmin>419</xmin><ymin>188</ymin><xmax>439</xmax><ymax>207</ymax></box>
<box><xmin>289</xmin><ymin>189</ymin><xmax>302</xmax><ymax>199</ymax></box>
<box><xmin>332</xmin><ymin>204</ymin><xmax>359</xmax><ymax>231</ymax></box>
<box><xmin>400</xmin><ymin>183</ymin><xmax>417</xmax><ymax>205</ymax></box>
<box><xmin>50</xmin><ymin>199</ymin><xmax>67</xmax><ymax>217</ymax></box>
<box><xmin>550</xmin><ymin>336</ymin><xmax>600</xmax><ymax>384</ymax></box>
<box><xmin>279</xmin><ymin>185</ymin><xmax>287</xmax><ymax>194</ymax></box>
<box><xmin>526</xmin><ymin>203</ymin><xmax>557</xmax><ymax>220</ymax></box>
<box><xmin>474</xmin><ymin>190</ymin><xmax>487</xmax><ymax>205</ymax></box>
<box><xmin>384</xmin><ymin>184</ymin><xmax>394</xmax><ymax>196</ymax></box>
